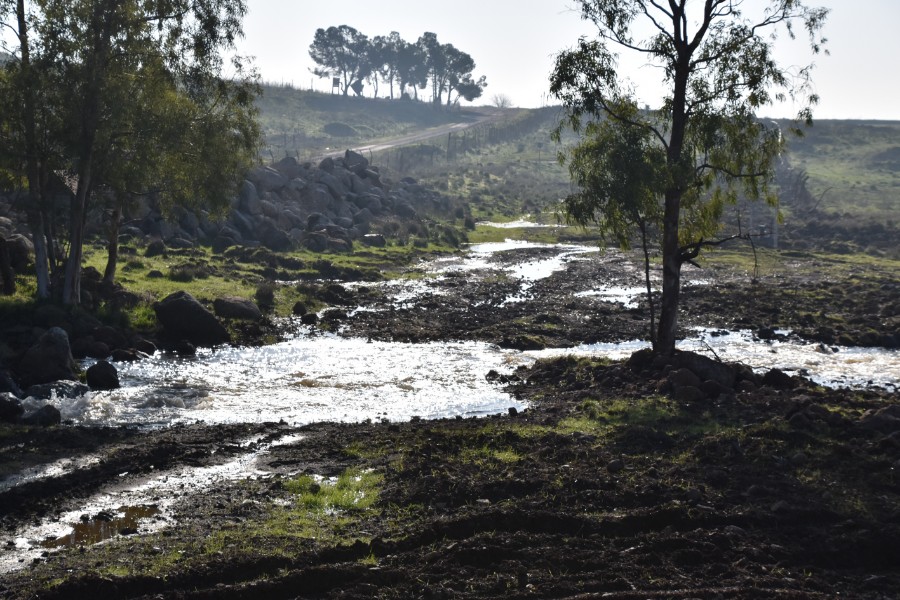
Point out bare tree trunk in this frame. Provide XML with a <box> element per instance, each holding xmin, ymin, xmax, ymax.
<box><xmin>0</xmin><ymin>237</ymin><xmax>15</xmax><ymax>295</ymax></box>
<box><xmin>103</xmin><ymin>204</ymin><xmax>121</xmax><ymax>285</ymax></box>
<box><xmin>656</xmin><ymin>189</ymin><xmax>682</xmax><ymax>354</ymax></box>
<box><xmin>639</xmin><ymin>220</ymin><xmax>656</xmax><ymax>346</ymax></box>
<box><xmin>16</xmin><ymin>0</ymin><xmax>51</xmax><ymax>299</ymax></box>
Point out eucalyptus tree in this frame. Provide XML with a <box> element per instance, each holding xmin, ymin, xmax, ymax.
<box><xmin>0</xmin><ymin>0</ymin><xmax>60</xmax><ymax>298</ymax></box>
<box><xmin>309</xmin><ymin>25</ymin><xmax>371</xmax><ymax>96</ymax></box>
<box><xmin>27</xmin><ymin>0</ymin><xmax>256</xmax><ymax>305</ymax></box>
<box><xmin>551</xmin><ymin>0</ymin><xmax>828</xmax><ymax>354</ymax></box>
<box><xmin>93</xmin><ymin>56</ymin><xmax>259</xmax><ymax>285</ymax></box>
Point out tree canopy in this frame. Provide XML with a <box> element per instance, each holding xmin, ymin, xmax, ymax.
<box><xmin>0</xmin><ymin>0</ymin><xmax>260</xmax><ymax>302</ymax></box>
<box><xmin>308</xmin><ymin>26</ymin><xmax>487</xmax><ymax>105</ymax></box>
<box><xmin>551</xmin><ymin>0</ymin><xmax>828</xmax><ymax>354</ymax></box>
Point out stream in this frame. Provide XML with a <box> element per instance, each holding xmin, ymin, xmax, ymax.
<box><xmin>3</xmin><ymin>238</ymin><xmax>898</xmax><ymax>572</ymax></box>
<box><xmin>20</xmin><ymin>239</ymin><xmax>900</xmax><ymax>430</ymax></box>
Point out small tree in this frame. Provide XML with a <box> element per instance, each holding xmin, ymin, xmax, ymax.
<box><xmin>491</xmin><ymin>93</ymin><xmax>513</xmax><ymax>109</ymax></box>
<box><xmin>551</xmin><ymin>0</ymin><xmax>828</xmax><ymax>355</ymax></box>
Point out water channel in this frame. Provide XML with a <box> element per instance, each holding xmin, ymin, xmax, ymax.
<box><xmin>20</xmin><ymin>238</ymin><xmax>900</xmax><ymax>429</ymax></box>
<box><xmin>3</xmin><ymin>235</ymin><xmax>898</xmax><ymax>572</ymax></box>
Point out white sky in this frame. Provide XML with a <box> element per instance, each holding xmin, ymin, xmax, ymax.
<box><xmin>236</xmin><ymin>0</ymin><xmax>898</xmax><ymax>120</ymax></box>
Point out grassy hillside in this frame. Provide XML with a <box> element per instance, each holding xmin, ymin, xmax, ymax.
<box><xmin>255</xmin><ymin>88</ymin><xmax>899</xmax><ymax>233</ymax></box>
<box><xmin>782</xmin><ymin>119</ymin><xmax>900</xmax><ymax>220</ymax></box>
<box><xmin>256</xmin><ymin>85</ymin><xmax>491</xmax><ymax>162</ymax></box>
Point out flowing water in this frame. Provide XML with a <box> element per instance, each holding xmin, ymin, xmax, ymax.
<box><xmin>17</xmin><ymin>239</ymin><xmax>899</xmax><ymax>431</ymax></box>
<box><xmin>3</xmin><ymin>237</ymin><xmax>898</xmax><ymax>572</ymax></box>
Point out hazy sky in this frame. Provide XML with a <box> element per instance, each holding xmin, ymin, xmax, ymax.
<box><xmin>235</xmin><ymin>0</ymin><xmax>900</xmax><ymax>121</ymax></box>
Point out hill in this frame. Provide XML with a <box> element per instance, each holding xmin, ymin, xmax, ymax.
<box><xmin>782</xmin><ymin>119</ymin><xmax>900</xmax><ymax>220</ymax></box>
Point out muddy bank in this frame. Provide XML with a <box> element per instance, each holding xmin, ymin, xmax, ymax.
<box><xmin>341</xmin><ymin>245</ymin><xmax>899</xmax><ymax>351</ymax></box>
<box><xmin>1</xmin><ymin>244</ymin><xmax>898</xmax><ymax>597</ymax></box>
<box><xmin>1</xmin><ymin>353</ymin><xmax>898</xmax><ymax>598</ymax></box>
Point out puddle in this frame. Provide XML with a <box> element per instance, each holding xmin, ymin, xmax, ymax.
<box><xmin>0</xmin><ymin>455</ymin><xmax>102</xmax><ymax>493</ymax></box>
<box><xmin>1</xmin><ymin>432</ymin><xmax>306</xmax><ymax>572</ymax></box>
<box><xmin>41</xmin><ymin>505</ymin><xmax>161</xmax><ymax>549</ymax></box>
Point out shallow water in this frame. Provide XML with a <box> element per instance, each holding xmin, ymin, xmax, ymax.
<box><xmin>530</xmin><ymin>328</ymin><xmax>899</xmax><ymax>391</ymax></box>
<box><xmin>22</xmin><ymin>240</ymin><xmax>900</xmax><ymax>431</ymax></box>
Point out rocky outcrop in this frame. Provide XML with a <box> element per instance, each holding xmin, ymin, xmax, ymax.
<box><xmin>16</xmin><ymin>327</ymin><xmax>79</xmax><ymax>388</ymax></box>
<box><xmin>153</xmin><ymin>291</ymin><xmax>230</xmax><ymax>347</ymax></box>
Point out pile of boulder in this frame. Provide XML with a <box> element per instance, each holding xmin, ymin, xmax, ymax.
<box><xmin>122</xmin><ymin>150</ymin><xmax>458</xmax><ymax>253</ymax></box>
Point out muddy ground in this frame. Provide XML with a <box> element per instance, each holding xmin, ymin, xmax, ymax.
<box><xmin>1</xmin><ymin>246</ymin><xmax>898</xmax><ymax>599</ymax></box>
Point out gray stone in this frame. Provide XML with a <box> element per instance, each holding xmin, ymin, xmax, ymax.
<box><xmin>22</xmin><ymin>404</ymin><xmax>61</xmax><ymax>427</ymax></box>
<box><xmin>153</xmin><ymin>291</ymin><xmax>230</xmax><ymax>347</ymax></box>
<box><xmin>247</xmin><ymin>166</ymin><xmax>288</xmax><ymax>194</ymax></box>
<box><xmin>858</xmin><ymin>406</ymin><xmax>900</xmax><ymax>433</ymax></box>
<box><xmin>0</xmin><ymin>392</ymin><xmax>23</xmax><ymax>423</ymax></box>
<box><xmin>86</xmin><ymin>360</ymin><xmax>120</xmax><ymax>390</ymax></box>
<box><xmin>213</xmin><ymin>297</ymin><xmax>263</xmax><ymax>321</ymax></box>
<box><xmin>361</xmin><ymin>234</ymin><xmax>387</xmax><ymax>248</ymax></box>
<box><xmin>17</xmin><ymin>327</ymin><xmax>78</xmax><ymax>388</ymax></box>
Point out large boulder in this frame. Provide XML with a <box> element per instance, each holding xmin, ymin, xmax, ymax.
<box><xmin>23</xmin><ymin>404</ymin><xmax>61</xmax><ymax>427</ymax></box>
<box><xmin>153</xmin><ymin>291</ymin><xmax>230</xmax><ymax>347</ymax></box>
<box><xmin>5</xmin><ymin>234</ymin><xmax>34</xmax><ymax>273</ymax></box>
<box><xmin>213</xmin><ymin>297</ymin><xmax>263</xmax><ymax>321</ymax></box>
<box><xmin>86</xmin><ymin>360</ymin><xmax>120</xmax><ymax>390</ymax></box>
<box><xmin>0</xmin><ymin>370</ymin><xmax>23</xmax><ymax>398</ymax></box>
<box><xmin>17</xmin><ymin>327</ymin><xmax>78</xmax><ymax>388</ymax></box>
<box><xmin>0</xmin><ymin>392</ymin><xmax>23</xmax><ymax>423</ymax></box>
<box><xmin>247</xmin><ymin>167</ymin><xmax>288</xmax><ymax>194</ymax></box>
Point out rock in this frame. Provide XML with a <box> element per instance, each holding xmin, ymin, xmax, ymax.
<box><xmin>111</xmin><ymin>348</ymin><xmax>144</xmax><ymax>362</ymax></box>
<box><xmin>360</xmin><ymin>233</ymin><xmax>387</xmax><ymax>248</ymax></box>
<box><xmin>86</xmin><ymin>360</ymin><xmax>120</xmax><ymax>390</ymax></box>
<box><xmin>4</xmin><ymin>234</ymin><xmax>34</xmax><ymax>273</ymax></box>
<box><xmin>300</xmin><ymin>313</ymin><xmax>318</xmax><ymax>325</ymax></box>
<box><xmin>167</xmin><ymin>237</ymin><xmax>193</xmax><ymax>249</ymax></box>
<box><xmin>71</xmin><ymin>337</ymin><xmax>110</xmax><ymax>360</ymax></box>
<box><xmin>257</xmin><ymin>222</ymin><xmax>292</xmax><ymax>252</ymax></box>
<box><xmin>24</xmin><ymin>380</ymin><xmax>89</xmax><ymax>400</ymax></box>
<box><xmin>153</xmin><ymin>291</ymin><xmax>230</xmax><ymax>347</ymax></box>
<box><xmin>762</xmin><ymin>368</ymin><xmax>796</xmax><ymax>389</ymax></box>
<box><xmin>671</xmin><ymin>351</ymin><xmax>735</xmax><ymax>389</ymax></box>
<box><xmin>17</xmin><ymin>327</ymin><xmax>78</xmax><ymax>388</ymax></box>
<box><xmin>174</xmin><ymin>339</ymin><xmax>196</xmax><ymax>356</ymax></box>
<box><xmin>606</xmin><ymin>459</ymin><xmax>625</xmax><ymax>474</ymax></box>
<box><xmin>22</xmin><ymin>404</ymin><xmax>61</xmax><ymax>427</ymax></box>
<box><xmin>0</xmin><ymin>370</ymin><xmax>23</xmax><ymax>398</ymax></box>
<box><xmin>318</xmin><ymin>156</ymin><xmax>335</xmax><ymax>173</ymax></box>
<box><xmin>674</xmin><ymin>385</ymin><xmax>707</xmax><ymax>403</ymax></box>
<box><xmin>134</xmin><ymin>338</ymin><xmax>157</xmax><ymax>356</ymax></box>
<box><xmin>858</xmin><ymin>406</ymin><xmax>900</xmax><ymax>433</ymax></box>
<box><xmin>145</xmin><ymin>239</ymin><xmax>166</xmax><ymax>257</ymax></box>
<box><xmin>0</xmin><ymin>393</ymin><xmax>23</xmax><ymax>423</ymax></box>
<box><xmin>306</xmin><ymin>213</ymin><xmax>331</xmax><ymax>232</ymax></box>
<box><xmin>301</xmin><ymin>232</ymin><xmax>329</xmax><ymax>253</ymax></box>
<box><xmin>247</xmin><ymin>167</ymin><xmax>288</xmax><ymax>194</ymax></box>
<box><xmin>213</xmin><ymin>297</ymin><xmax>263</xmax><ymax>321</ymax></box>
<box><xmin>344</xmin><ymin>149</ymin><xmax>369</xmax><ymax>174</ymax></box>
<box><xmin>668</xmin><ymin>368</ymin><xmax>702</xmax><ymax>390</ymax></box>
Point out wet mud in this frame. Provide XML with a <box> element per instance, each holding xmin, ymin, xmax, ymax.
<box><xmin>1</xmin><ymin>246</ymin><xmax>898</xmax><ymax>598</ymax></box>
